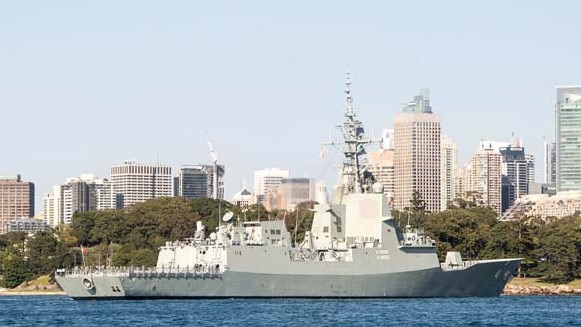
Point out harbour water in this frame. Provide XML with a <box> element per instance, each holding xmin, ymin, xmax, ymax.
<box><xmin>0</xmin><ymin>295</ymin><xmax>579</xmax><ymax>326</ymax></box>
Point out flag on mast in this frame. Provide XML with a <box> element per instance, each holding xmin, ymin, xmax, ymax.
<box><xmin>319</xmin><ymin>145</ymin><xmax>327</xmax><ymax>159</ymax></box>
<box><xmin>80</xmin><ymin>245</ymin><xmax>88</xmax><ymax>267</ymax></box>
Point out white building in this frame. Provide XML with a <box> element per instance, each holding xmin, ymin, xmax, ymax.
<box><xmin>231</xmin><ymin>188</ymin><xmax>255</xmax><ymax>209</ymax></box>
<box><xmin>253</xmin><ymin>168</ymin><xmax>290</xmax><ymax>205</ymax></box>
<box><xmin>500</xmin><ymin>191</ymin><xmax>581</xmax><ymax>221</ymax></box>
<box><xmin>381</xmin><ymin>129</ymin><xmax>394</xmax><ymax>151</ymax></box>
<box><xmin>43</xmin><ymin>174</ymin><xmax>115</xmax><ymax>227</ymax></box>
<box><xmin>110</xmin><ymin>161</ymin><xmax>172</xmax><ymax>208</ymax></box>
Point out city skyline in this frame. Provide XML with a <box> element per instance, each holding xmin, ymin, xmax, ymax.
<box><xmin>2</xmin><ymin>1</ymin><xmax>581</xmax><ymax>213</ymax></box>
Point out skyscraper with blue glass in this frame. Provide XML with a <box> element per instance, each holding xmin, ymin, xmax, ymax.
<box><xmin>556</xmin><ymin>86</ymin><xmax>581</xmax><ymax>192</ymax></box>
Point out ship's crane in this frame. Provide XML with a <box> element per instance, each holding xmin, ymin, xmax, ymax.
<box><xmin>206</xmin><ymin>133</ymin><xmax>219</xmax><ymax>199</ymax></box>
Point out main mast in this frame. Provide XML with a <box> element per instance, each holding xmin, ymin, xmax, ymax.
<box><xmin>337</xmin><ymin>73</ymin><xmax>374</xmax><ymax>194</ymax></box>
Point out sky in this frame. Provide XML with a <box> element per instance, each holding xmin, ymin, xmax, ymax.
<box><xmin>2</xmin><ymin>0</ymin><xmax>581</xmax><ymax>214</ymax></box>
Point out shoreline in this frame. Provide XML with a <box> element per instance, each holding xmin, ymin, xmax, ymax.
<box><xmin>503</xmin><ymin>278</ymin><xmax>581</xmax><ymax>296</ymax></box>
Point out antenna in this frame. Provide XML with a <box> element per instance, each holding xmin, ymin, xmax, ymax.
<box><xmin>345</xmin><ymin>72</ymin><xmax>355</xmax><ymax>118</ymax></box>
<box><xmin>206</xmin><ymin>133</ymin><xmax>219</xmax><ymax>200</ymax></box>
<box><xmin>294</xmin><ymin>208</ymin><xmax>299</xmax><ymax>247</ymax></box>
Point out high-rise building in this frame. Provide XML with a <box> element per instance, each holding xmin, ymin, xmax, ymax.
<box><xmin>380</xmin><ymin>129</ymin><xmax>394</xmax><ymax>151</ymax></box>
<box><xmin>461</xmin><ymin>146</ymin><xmax>502</xmax><ymax>215</ymax></box>
<box><xmin>499</xmin><ymin>145</ymin><xmax>530</xmax><ymax>212</ymax></box>
<box><xmin>556</xmin><ymin>86</ymin><xmax>581</xmax><ymax>192</ymax></box>
<box><xmin>174</xmin><ymin>165</ymin><xmax>225</xmax><ymax>200</ymax></box>
<box><xmin>544</xmin><ymin>140</ymin><xmax>556</xmax><ymax>184</ymax></box>
<box><xmin>278</xmin><ymin>178</ymin><xmax>316</xmax><ymax>211</ymax></box>
<box><xmin>525</xmin><ymin>153</ymin><xmax>535</xmax><ymax>186</ymax></box>
<box><xmin>43</xmin><ymin>185</ymin><xmax>62</xmax><ymax>227</ymax></box>
<box><xmin>368</xmin><ymin>149</ymin><xmax>395</xmax><ymax>206</ymax></box>
<box><xmin>110</xmin><ymin>161</ymin><xmax>172</xmax><ymax>208</ymax></box>
<box><xmin>0</xmin><ymin>175</ymin><xmax>35</xmax><ymax>234</ymax></box>
<box><xmin>253</xmin><ymin>168</ymin><xmax>289</xmax><ymax>206</ymax></box>
<box><xmin>440</xmin><ymin>136</ymin><xmax>458</xmax><ymax>211</ymax></box>
<box><xmin>43</xmin><ymin>175</ymin><xmax>115</xmax><ymax>227</ymax></box>
<box><xmin>393</xmin><ymin>89</ymin><xmax>441</xmax><ymax>212</ymax></box>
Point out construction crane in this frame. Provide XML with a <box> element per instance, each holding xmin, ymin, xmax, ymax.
<box><xmin>206</xmin><ymin>133</ymin><xmax>219</xmax><ymax>200</ymax></box>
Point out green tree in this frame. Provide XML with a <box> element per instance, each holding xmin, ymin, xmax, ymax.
<box><xmin>531</xmin><ymin>215</ymin><xmax>581</xmax><ymax>283</ymax></box>
<box><xmin>284</xmin><ymin>201</ymin><xmax>316</xmax><ymax>245</ymax></box>
<box><xmin>0</xmin><ymin>249</ymin><xmax>31</xmax><ymax>288</ymax></box>
<box><xmin>90</xmin><ymin>210</ymin><xmax>128</xmax><ymax>245</ymax></box>
<box><xmin>409</xmin><ymin>191</ymin><xmax>426</xmax><ymax>213</ymax></box>
<box><xmin>70</xmin><ymin>211</ymin><xmax>97</xmax><ymax>246</ymax></box>
<box><xmin>27</xmin><ymin>231</ymin><xmax>59</xmax><ymax>276</ymax></box>
<box><xmin>423</xmin><ymin>207</ymin><xmax>498</xmax><ymax>260</ymax></box>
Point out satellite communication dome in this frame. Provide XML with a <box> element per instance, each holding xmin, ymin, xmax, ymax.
<box><xmin>222</xmin><ymin>211</ymin><xmax>234</xmax><ymax>222</ymax></box>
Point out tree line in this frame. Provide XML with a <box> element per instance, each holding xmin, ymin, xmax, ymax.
<box><xmin>0</xmin><ymin>195</ymin><xmax>579</xmax><ymax>288</ymax></box>
<box><xmin>395</xmin><ymin>192</ymin><xmax>581</xmax><ymax>284</ymax></box>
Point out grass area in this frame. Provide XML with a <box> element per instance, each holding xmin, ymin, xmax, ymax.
<box><xmin>508</xmin><ymin>278</ymin><xmax>581</xmax><ymax>288</ymax></box>
<box><xmin>34</xmin><ymin>275</ymin><xmax>52</xmax><ymax>285</ymax></box>
<box><xmin>6</xmin><ymin>275</ymin><xmax>62</xmax><ymax>292</ymax></box>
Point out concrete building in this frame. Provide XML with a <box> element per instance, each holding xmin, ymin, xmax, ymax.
<box><xmin>110</xmin><ymin>161</ymin><xmax>172</xmax><ymax>208</ymax></box>
<box><xmin>278</xmin><ymin>178</ymin><xmax>316</xmax><ymax>211</ymax></box>
<box><xmin>231</xmin><ymin>188</ymin><xmax>255</xmax><ymax>209</ymax></box>
<box><xmin>0</xmin><ymin>175</ymin><xmax>35</xmax><ymax>234</ymax></box>
<box><xmin>499</xmin><ymin>145</ymin><xmax>534</xmax><ymax>212</ymax></box>
<box><xmin>174</xmin><ymin>165</ymin><xmax>225</xmax><ymax>200</ymax></box>
<box><xmin>368</xmin><ymin>149</ymin><xmax>395</xmax><ymax>207</ymax></box>
<box><xmin>253</xmin><ymin>168</ymin><xmax>289</xmax><ymax>206</ymax></box>
<box><xmin>43</xmin><ymin>175</ymin><xmax>115</xmax><ymax>227</ymax></box>
<box><xmin>458</xmin><ymin>146</ymin><xmax>502</xmax><ymax>215</ymax></box>
<box><xmin>4</xmin><ymin>218</ymin><xmax>48</xmax><ymax>234</ymax></box>
<box><xmin>440</xmin><ymin>136</ymin><xmax>458</xmax><ymax>211</ymax></box>
<box><xmin>380</xmin><ymin>129</ymin><xmax>394</xmax><ymax>151</ymax></box>
<box><xmin>500</xmin><ymin>191</ymin><xmax>581</xmax><ymax>221</ymax></box>
<box><xmin>393</xmin><ymin>89</ymin><xmax>441</xmax><ymax>212</ymax></box>
<box><xmin>556</xmin><ymin>86</ymin><xmax>581</xmax><ymax>192</ymax></box>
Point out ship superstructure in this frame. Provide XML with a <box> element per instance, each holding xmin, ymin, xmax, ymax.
<box><xmin>56</xmin><ymin>76</ymin><xmax>520</xmax><ymax>299</ymax></box>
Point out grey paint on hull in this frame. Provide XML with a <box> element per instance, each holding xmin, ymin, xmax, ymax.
<box><xmin>56</xmin><ymin>259</ymin><xmax>519</xmax><ymax>299</ymax></box>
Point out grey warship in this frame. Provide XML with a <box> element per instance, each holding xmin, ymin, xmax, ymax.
<box><xmin>56</xmin><ymin>77</ymin><xmax>521</xmax><ymax>299</ymax></box>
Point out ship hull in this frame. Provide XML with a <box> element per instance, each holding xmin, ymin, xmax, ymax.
<box><xmin>56</xmin><ymin>259</ymin><xmax>519</xmax><ymax>300</ymax></box>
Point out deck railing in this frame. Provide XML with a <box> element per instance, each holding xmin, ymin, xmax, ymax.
<box><xmin>56</xmin><ymin>265</ymin><xmax>223</xmax><ymax>278</ymax></box>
